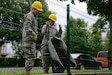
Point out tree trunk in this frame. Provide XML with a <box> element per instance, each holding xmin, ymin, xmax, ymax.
<box><xmin>109</xmin><ymin>20</ymin><xmax>112</xmax><ymax>70</ymax></box>
<box><xmin>108</xmin><ymin>0</ymin><xmax>112</xmax><ymax>70</ymax></box>
<box><xmin>0</xmin><ymin>45</ymin><xmax>2</xmax><ymax>57</ymax></box>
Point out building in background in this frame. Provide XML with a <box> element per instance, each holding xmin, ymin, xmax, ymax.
<box><xmin>0</xmin><ymin>41</ymin><xmax>15</xmax><ymax>58</ymax></box>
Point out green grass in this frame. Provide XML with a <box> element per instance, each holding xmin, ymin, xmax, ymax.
<box><xmin>0</xmin><ymin>70</ymin><xmax>112</xmax><ymax>75</ymax></box>
<box><xmin>69</xmin><ymin>69</ymin><xmax>112</xmax><ymax>73</ymax></box>
<box><xmin>0</xmin><ymin>71</ymin><xmax>45</xmax><ymax>75</ymax></box>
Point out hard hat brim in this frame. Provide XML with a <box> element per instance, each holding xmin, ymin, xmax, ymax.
<box><xmin>37</xmin><ymin>8</ymin><xmax>43</xmax><ymax>12</ymax></box>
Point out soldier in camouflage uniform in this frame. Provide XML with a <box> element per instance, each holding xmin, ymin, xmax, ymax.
<box><xmin>41</xmin><ymin>14</ymin><xmax>60</xmax><ymax>74</ymax></box>
<box><xmin>22</xmin><ymin>1</ymin><xmax>43</xmax><ymax>75</ymax></box>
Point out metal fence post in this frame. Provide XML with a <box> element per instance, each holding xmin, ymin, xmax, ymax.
<box><xmin>66</xmin><ymin>4</ymin><xmax>71</xmax><ymax>75</ymax></box>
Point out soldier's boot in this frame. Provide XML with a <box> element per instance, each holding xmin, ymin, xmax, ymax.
<box><xmin>25</xmin><ymin>70</ymin><xmax>30</xmax><ymax>75</ymax></box>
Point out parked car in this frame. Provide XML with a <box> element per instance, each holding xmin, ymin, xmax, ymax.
<box><xmin>71</xmin><ymin>53</ymin><xmax>102</xmax><ymax>70</ymax></box>
<box><xmin>96</xmin><ymin>51</ymin><xmax>108</xmax><ymax>68</ymax></box>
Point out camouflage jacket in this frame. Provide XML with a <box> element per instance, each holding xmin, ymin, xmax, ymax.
<box><xmin>22</xmin><ymin>11</ymin><xmax>38</xmax><ymax>48</ymax></box>
<box><xmin>41</xmin><ymin>24</ymin><xmax>59</xmax><ymax>47</ymax></box>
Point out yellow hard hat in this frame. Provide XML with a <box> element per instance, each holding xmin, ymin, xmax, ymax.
<box><xmin>48</xmin><ymin>14</ymin><xmax>57</xmax><ymax>22</ymax></box>
<box><xmin>32</xmin><ymin>1</ymin><xmax>43</xmax><ymax>12</ymax></box>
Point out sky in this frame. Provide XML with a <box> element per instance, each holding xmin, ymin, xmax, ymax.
<box><xmin>45</xmin><ymin>0</ymin><xmax>98</xmax><ymax>31</ymax></box>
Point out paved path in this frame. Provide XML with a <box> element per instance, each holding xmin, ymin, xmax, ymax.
<box><xmin>38</xmin><ymin>72</ymin><xmax>112</xmax><ymax>75</ymax></box>
<box><xmin>0</xmin><ymin>67</ymin><xmax>108</xmax><ymax>72</ymax></box>
<box><xmin>0</xmin><ymin>67</ymin><xmax>112</xmax><ymax>75</ymax></box>
<box><xmin>0</xmin><ymin>67</ymin><xmax>43</xmax><ymax>72</ymax></box>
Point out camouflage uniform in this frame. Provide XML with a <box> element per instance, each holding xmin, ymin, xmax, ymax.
<box><xmin>41</xmin><ymin>24</ymin><xmax>59</xmax><ymax>73</ymax></box>
<box><xmin>22</xmin><ymin>11</ymin><xmax>38</xmax><ymax>71</ymax></box>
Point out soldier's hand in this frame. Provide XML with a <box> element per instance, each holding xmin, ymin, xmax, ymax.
<box><xmin>59</xmin><ymin>25</ymin><xmax>62</xmax><ymax>28</ymax></box>
<box><xmin>46</xmin><ymin>21</ymin><xmax>50</xmax><ymax>25</ymax></box>
<box><xmin>33</xmin><ymin>34</ymin><xmax>37</xmax><ymax>42</ymax></box>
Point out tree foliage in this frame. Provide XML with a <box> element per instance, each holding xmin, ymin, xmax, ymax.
<box><xmin>63</xmin><ymin>17</ymin><xmax>93</xmax><ymax>54</ymax></box>
<box><xmin>89</xmin><ymin>18</ymin><xmax>107</xmax><ymax>54</ymax></box>
<box><xmin>79</xmin><ymin>0</ymin><xmax>112</xmax><ymax>21</ymax></box>
<box><xmin>0</xmin><ymin>0</ymin><xmax>52</xmax><ymax>43</ymax></box>
<box><xmin>63</xmin><ymin>17</ymin><xmax>108</xmax><ymax>56</ymax></box>
<box><xmin>0</xmin><ymin>0</ymin><xmax>52</xmax><ymax>57</ymax></box>
<box><xmin>78</xmin><ymin>0</ymin><xmax>112</xmax><ymax>69</ymax></box>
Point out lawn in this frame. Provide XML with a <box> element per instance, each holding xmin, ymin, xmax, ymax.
<box><xmin>0</xmin><ymin>70</ymin><xmax>112</xmax><ymax>75</ymax></box>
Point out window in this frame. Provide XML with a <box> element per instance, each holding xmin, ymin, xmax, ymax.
<box><xmin>98</xmin><ymin>52</ymin><xmax>108</xmax><ymax>57</ymax></box>
<box><xmin>80</xmin><ymin>55</ymin><xmax>93</xmax><ymax>60</ymax></box>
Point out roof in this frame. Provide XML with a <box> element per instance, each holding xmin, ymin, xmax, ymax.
<box><xmin>71</xmin><ymin>53</ymin><xmax>83</xmax><ymax>59</ymax></box>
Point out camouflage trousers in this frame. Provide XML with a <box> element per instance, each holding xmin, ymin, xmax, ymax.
<box><xmin>23</xmin><ymin>47</ymin><xmax>37</xmax><ymax>71</ymax></box>
<box><xmin>41</xmin><ymin>46</ymin><xmax>53</xmax><ymax>73</ymax></box>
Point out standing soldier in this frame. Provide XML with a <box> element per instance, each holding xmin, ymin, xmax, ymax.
<box><xmin>22</xmin><ymin>1</ymin><xmax>43</xmax><ymax>75</ymax></box>
<box><xmin>41</xmin><ymin>14</ymin><xmax>60</xmax><ymax>74</ymax></box>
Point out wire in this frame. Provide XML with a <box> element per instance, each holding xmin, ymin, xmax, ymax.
<box><xmin>0</xmin><ymin>7</ymin><xmax>24</xmax><ymax>15</ymax></box>
<box><xmin>48</xmin><ymin>0</ymin><xmax>88</xmax><ymax>14</ymax></box>
<box><xmin>70</xmin><ymin>10</ymin><xmax>97</xmax><ymax>21</ymax></box>
<box><xmin>0</xmin><ymin>1</ymin><xmax>97</xmax><ymax>27</ymax></box>
<box><xmin>47</xmin><ymin>0</ymin><xmax>97</xmax><ymax>21</ymax></box>
<box><xmin>1</xmin><ymin>1</ymin><xmax>97</xmax><ymax>21</ymax></box>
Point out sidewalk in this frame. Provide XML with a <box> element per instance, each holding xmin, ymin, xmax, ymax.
<box><xmin>38</xmin><ymin>72</ymin><xmax>112</xmax><ymax>75</ymax></box>
<box><xmin>0</xmin><ymin>67</ymin><xmax>112</xmax><ymax>75</ymax></box>
<box><xmin>0</xmin><ymin>67</ymin><xmax>41</xmax><ymax>72</ymax></box>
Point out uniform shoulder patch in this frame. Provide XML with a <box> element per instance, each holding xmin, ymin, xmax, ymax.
<box><xmin>26</xmin><ymin>15</ymin><xmax>32</xmax><ymax>21</ymax></box>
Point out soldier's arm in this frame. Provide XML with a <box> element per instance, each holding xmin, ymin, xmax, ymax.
<box><xmin>41</xmin><ymin>24</ymin><xmax>48</xmax><ymax>35</ymax></box>
<box><xmin>23</xmin><ymin>15</ymin><xmax>34</xmax><ymax>40</ymax></box>
<box><xmin>54</xmin><ymin>28</ymin><xmax>60</xmax><ymax>38</ymax></box>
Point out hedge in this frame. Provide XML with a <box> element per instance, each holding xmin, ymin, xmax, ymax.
<box><xmin>0</xmin><ymin>58</ymin><xmax>42</xmax><ymax>67</ymax></box>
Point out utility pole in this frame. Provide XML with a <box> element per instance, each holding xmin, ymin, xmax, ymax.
<box><xmin>66</xmin><ymin>4</ymin><xmax>71</xmax><ymax>75</ymax></box>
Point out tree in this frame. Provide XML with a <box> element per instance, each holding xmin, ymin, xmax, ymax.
<box><xmin>0</xmin><ymin>0</ymin><xmax>52</xmax><ymax>56</ymax></box>
<box><xmin>89</xmin><ymin>18</ymin><xmax>107</xmax><ymax>55</ymax></box>
<box><xmin>63</xmin><ymin>17</ymin><xmax>92</xmax><ymax>54</ymax></box>
<box><xmin>78</xmin><ymin>0</ymin><xmax>112</xmax><ymax>69</ymax></box>
<box><xmin>0</xmin><ymin>0</ymin><xmax>52</xmax><ymax>42</ymax></box>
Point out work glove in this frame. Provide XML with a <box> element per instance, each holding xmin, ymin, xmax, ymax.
<box><xmin>33</xmin><ymin>34</ymin><xmax>38</xmax><ymax>42</ymax></box>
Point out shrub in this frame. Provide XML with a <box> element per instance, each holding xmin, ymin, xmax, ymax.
<box><xmin>0</xmin><ymin>58</ymin><xmax>42</xmax><ymax>67</ymax></box>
